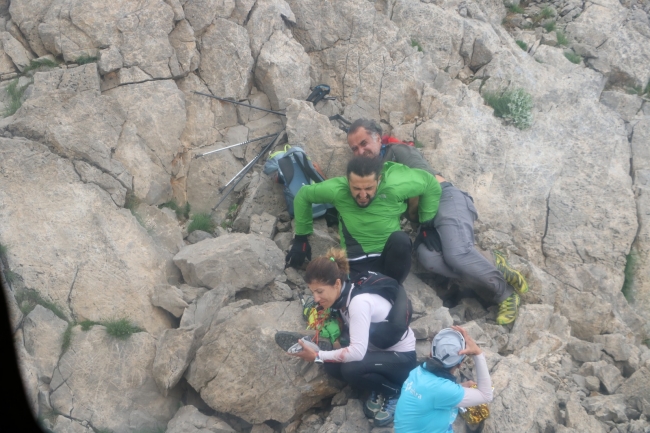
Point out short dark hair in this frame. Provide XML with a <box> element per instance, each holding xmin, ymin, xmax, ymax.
<box><xmin>346</xmin><ymin>156</ymin><xmax>383</xmax><ymax>180</ymax></box>
<box><xmin>347</xmin><ymin>118</ymin><xmax>382</xmax><ymax>137</ymax></box>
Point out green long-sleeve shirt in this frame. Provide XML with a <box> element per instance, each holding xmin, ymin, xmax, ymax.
<box><xmin>294</xmin><ymin>162</ymin><xmax>441</xmax><ymax>258</ymax></box>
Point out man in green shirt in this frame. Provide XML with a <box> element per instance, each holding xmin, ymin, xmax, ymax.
<box><xmin>285</xmin><ymin>156</ymin><xmax>441</xmax><ymax>283</ymax></box>
<box><xmin>346</xmin><ymin>119</ymin><xmax>528</xmax><ymax>325</ymax></box>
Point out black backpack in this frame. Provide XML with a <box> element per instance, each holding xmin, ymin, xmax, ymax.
<box><xmin>347</xmin><ymin>272</ymin><xmax>413</xmax><ymax>349</ymax></box>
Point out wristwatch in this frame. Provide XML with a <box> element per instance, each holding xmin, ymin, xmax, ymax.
<box><xmin>314</xmin><ymin>353</ymin><xmax>324</xmax><ymax>364</ymax></box>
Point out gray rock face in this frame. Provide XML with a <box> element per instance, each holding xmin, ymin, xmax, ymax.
<box><xmin>231</xmin><ymin>172</ymin><xmax>288</xmax><ymax>232</ymax></box>
<box><xmin>136</xmin><ymin>204</ymin><xmax>185</xmax><ymax>255</ymax></box>
<box><xmin>618</xmin><ymin>367</ymin><xmax>650</xmax><ymax>404</ymax></box>
<box><xmin>0</xmin><ymin>31</ymin><xmax>33</xmax><ymax>71</ymax></box>
<box><xmin>316</xmin><ymin>399</ymin><xmax>371</xmax><ymax>432</ymax></box>
<box><xmin>599</xmin><ymin>91</ymin><xmax>644</xmax><ymax>122</ymax></box>
<box><xmin>0</xmin><ymin>139</ymin><xmax>172</xmax><ymax>334</ymax></box>
<box><xmin>52</xmin><ymin>416</ymin><xmax>94</xmax><ymax>433</ymax></box>
<box><xmin>255</xmin><ymin>30</ymin><xmax>310</xmax><ymax>110</ymax></box>
<box><xmin>22</xmin><ymin>305</ymin><xmax>68</xmax><ymax>382</ymax></box>
<box><xmin>186</xmin><ymin>301</ymin><xmax>343</xmax><ymax>424</ymax></box>
<box><xmin>152</xmin><ymin>284</ymin><xmax>189</xmax><ymax>318</ymax></box>
<box><xmin>199</xmin><ymin>19</ymin><xmax>253</xmax><ymax>99</ymax></box>
<box><xmin>166</xmin><ymin>405</ymin><xmax>235</xmax><ymax>433</ymax></box>
<box><xmin>565</xmin><ymin>397</ymin><xmax>607</xmax><ymax>432</ymax></box>
<box><xmin>153</xmin><ymin>326</ymin><xmax>200</xmax><ymax>396</ymax></box>
<box><xmin>567</xmin><ymin>337</ymin><xmax>603</xmax><ymax>362</ymax></box>
<box><xmin>173</xmin><ymin>233</ymin><xmax>284</xmax><ymax>292</ymax></box>
<box><xmin>246</xmin><ymin>0</ymin><xmax>296</xmax><ymax>59</ymax></box>
<box><xmin>183</xmin><ymin>0</ymin><xmax>236</xmax><ymax>35</ymax></box>
<box><xmin>50</xmin><ymin>326</ymin><xmax>179</xmax><ymax>433</ymax></box>
<box><xmin>583</xmin><ymin>394</ymin><xmax>629</xmax><ymax>424</ymax></box>
<box><xmin>249</xmin><ymin>212</ymin><xmax>277</xmax><ymax>238</ymax></box>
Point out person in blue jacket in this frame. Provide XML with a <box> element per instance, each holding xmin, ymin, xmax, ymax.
<box><xmin>394</xmin><ymin>326</ymin><xmax>493</xmax><ymax>433</ymax></box>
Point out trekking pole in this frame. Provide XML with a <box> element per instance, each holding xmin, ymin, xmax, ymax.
<box><xmin>218</xmin><ymin>154</ymin><xmax>258</xmax><ymax>193</ymax></box>
<box><xmin>212</xmin><ymin>131</ymin><xmax>286</xmax><ymax>211</ymax></box>
<box><xmin>193</xmin><ymin>91</ymin><xmax>286</xmax><ymax>116</ymax></box>
<box><xmin>194</xmin><ymin>133</ymin><xmax>277</xmax><ymax>159</ymax></box>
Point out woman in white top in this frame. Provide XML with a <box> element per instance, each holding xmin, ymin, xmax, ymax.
<box><xmin>291</xmin><ymin>248</ymin><xmax>418</xmax><ymax>427</ymax></box>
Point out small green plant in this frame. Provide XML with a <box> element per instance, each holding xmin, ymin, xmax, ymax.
<box><xmin>104</xmin><ymin>318</ymin><xmax>142</xmax><ymax>339</ymax></box>
<box><xmin>516</xmin><ymin>40</ymin><xmax>528</xmax><ymax>51</ymax></box>
<box><xmin>124</xmin><ymin>191</ymin><xmax>141</xmax><ymax>212</ymax></box>
<box><xmin>483</xmin><ymin>88</ymin><xmax>533</xmax><ymax>130</ymax></box>
<box><xmin>643</xmin><ymin>339</ymin><xmax>650</xmax><ymax>348</ymax></box>
<box><xmin>411</xmin><ymin>39</ymin><xmax>423</xmax><ymax>52</ymax></box>
<box><xmin>75</xmin><ymin>55</ymin><xmax>98</xmax><ymax>65</ymax></box>
<box><xmin>4</xmin><ymin>269</ymin><xmax>18</xmax><ymax>284</ymax></box>
<box><xmin>0</xmin><ymin>242</ymin><xmax>7</xmax><ymax>257</ymax></box>
<box><xmin>159</xmin><ymin>199</ymin><xmax>191</xmax><ymax>220</ymax></box>
<box><xmin>539</xmin><ymin>6</ymin><xmax>555</xmax><ymax>19</ymax></box>
<box><xmin>556</xmin><ymin>31</ymin><xmax>568</xmax><ymax>46</ymax></box>
<box><xmin>564</xmin><ymin>51</ymin><xmax>581</xmax><ymax>64</ymax></box>
<box><xmin>543</xmin><ymin>21</ymin><xmax>556</xmax><ymax>32</ymax></box>
<box><xmin>626</xmin><ymin>80</ymin><xmax>650</xmax><ymax>97</ymax></box>
<box><xmin>4</xmin><ymin>79</ymin><xmax>29</xmax><ymax>117</ymax></box>
<box><xmin>80</xmin><ymin>320</ymin><xmax>99</xmax><ymax>331</ymax></box>
<box><xmin>507</xmin><ymin>3</ymin><xmax>524</xmax><ymax>13</ymax></box>
<box><xmin>15</xmin><ymin>288</ymin><xmax>67</xmax><ymax>320</ymax></box>
<box><xmin>621</xmin><ymin>252</ymin><xmax>637</xmax><ymax>301</ymax></box>
<box><xmin>21</xmin><ymin>58</ymin><xmax>58</xmax><ymax>75</ymax></box>
<box><xmin>413</xmin><ymin>139</ymin><xmax>424</xmax><ymax>149</ymax></box>
<box><xmin>188</xmin><ymin>213</ymin><xmax>215</xmax><ymax>234</ymax></box>
<box><xmin>61</xmin><ymin>322</ymin><xmax>74</xmax><ymax>353</ymax></box>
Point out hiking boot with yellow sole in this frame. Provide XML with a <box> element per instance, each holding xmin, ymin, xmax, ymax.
<box><xmin>493</xmin><ymin>251</ymin><xmax>529</xmax><ymax>294</ymax></box>
<box><xmin>496</xmin><ymin>293</ymin><xmax>520</xmax><ymax>325</ymax></box>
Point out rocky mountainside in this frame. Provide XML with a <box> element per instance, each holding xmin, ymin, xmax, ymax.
<box><xmin>0</xmin><ymin>0</ymin><xmax>649</xmax><ymax>432</ymax></box>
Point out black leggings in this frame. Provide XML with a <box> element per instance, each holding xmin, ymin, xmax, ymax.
<box><xmin>349</xmin><ymin>231</ymin><xmax>412</xmax><ymax>284</ymax></box>
<box><xmin>324</xmin><ymin>350</ymin><xmax>417</xmax><ymax>397</ymax></box>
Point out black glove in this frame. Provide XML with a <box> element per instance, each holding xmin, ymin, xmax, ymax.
<box><xmin>285</xmin><ymin>235</ymin><xmax>311</xmax><ymax>268</ymax></box>
<box><xmin>414</xmin><ymin>223</ymin><xmax>442</xmax><ymax>253</ymax></box>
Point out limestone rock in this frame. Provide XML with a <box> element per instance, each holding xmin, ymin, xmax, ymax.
<box><xmin>567</xmin><ymin>337</ymin><xmax>603</xmax><ymax>363</ymax></box>
<box><xmin>409</xmin><ymin>307</ymin><xmax>453</xmax><ymax>340</ymax></box>
<box><xmin>22</xmin><ymin>305</ymin><xmax>68</xmax><ymax>382</ymax></box>
<box><xmin>183</xmin><ymin>0</ymin><xmax>236</xmax><ymax>36</ymax></box>
<box><xmin>249</xmin><ymin>212</ymin><xmax>277</xmax><ymax>238</ymax></box>
<box><xmin>481</xmin><ymin>355</ymin><xmax>559</xmax><ymax>432</ymax></box>
<box><xmin>152</xmin><ymin>285</ymin><xmax>189</xmax><ymax>318</ymax></box>
<box><xmin>599</xmin><ymin>91</ymin><xmax>643</xmax><ymax>123</ymax></box>
<box><xmin>583</xmin><ymin>394</ymin><xmax>629</xmax><ymax>424</ymax></box>
<box><xmin>186</xmin><ymin>301</ymin><xmax>343</xmax><ymax>424</ymax></box>
<box><xmin>97</xmin><ymin>46</ymin><xmax>123</xmax><ymax>75</ymax></box>
<box><xmin>402</xmin><ymin>273</ymin><xmax>443</xmax><ymax>315</ymax></box>
<box><xmin>179</xmin><ymin>284</ymin><xmax>209</xmax><ymax>305</ymax></box>
<box><xmin>187</xmin><ymin>230</ymin><xmax>214</xmax><ymax>244</ymax></box>
<box><xmin>506</xmin><ymin>304</ymin><xmax>569</xmax><ymax>363</ymax></box>
<box><xmin>255</xmin><ymin>30</ymin><xmax>311</xmax><ymax>110</ymax></box>
<box><xmin>136</xmin><ymin>204</ymin><xmax>185</xmax><ymax>255</ymax></box>
<box><xmin>246</xmin><ymin>0</ymin><xmax>296</xmax><ymax>59</ymax></box>
<box><xmin>169</xmin><ymin>20</ymin><xmax>200</xmax><ymax>76</ymax></box>
<box><xmin>596</xmin><ymin>363</ymin><xmax>625</xmax><ymax>394</ymax></box>
<box><xmin>179</xmin><ymin>287</ymin><xmax>231</xmax><ymax>338</ymax></box>
<box><xmin>285</xmin><ymin>99</ymin><xmax>349</xmax><ymax>178</ymax></box>
<box><xmin>618</xmin><ymin>367</ymin><xmax>650</xmax><ymax>404</ymax></box>
<box><xmin>0</xmin><ymin>31</ymin><xmax>33</xmax><ymax>71</ymax></box>
<box><xmin>317</xmin><ymin>399</ymin><xmax>371</xmax><ymax>433</ymax></box>
<box><xmin>565</xmin><ymin>396</ymin><xmax>607</xmax><ymax>432</ymax></box>
<box><xmin>50</xmin><ymin>326</ymin><xmax>179</xmax><ymax>433</ymax></box>
<box><xmin>15</xmin><ymin>330</ymin><xmax>39</xmax><ymax>416</ymax></box>
<box><xmin>309</xmin><ymin>221</ymin><xmax>338</xmax><ymax>259</ymax></box>
<box><xmin>153</xmin><ymin>326</ymin><xmax>201</xmax><ymax>396</ymax></box>
<box><xmin>593</xmin><ymin>333</ymin><xmax>635</xmax><ymax>362</ymax></box>
<box><xmin>0</xmin><ymin>139</ymin><xmax>172</xmax><ymax>334</ymax></box>
<box><xmin>166</xmin><ymin>405</ymin><xmax>235</xmax><ymax>433</ymax></box>
<box><xmin>105</xmin><ymin>80</ymin><xmax>186</xmax><ymax>205</ymax></box>
<box><xmin>174</xmin><ymin>233</ymin><xmax>284</xmax><ymax>292</ymax></box>
<box><xmin>73</xmin><ymin>160</ymin><xmax>127</xmax><ymax>207</ymax></box>
<box><xmin>232</xmin><ymin>172</ymin><xmax>288</xmax><ymax>232</ymax></box>
<box><xmin>52</xmin><ymin>416</ymin><xmax>93</xmax><ymax>433</ymax></box>
<box><xmin>199</xmin><ymin>19</ymin><xmax>253</xmax><ymax>100</ymax></box>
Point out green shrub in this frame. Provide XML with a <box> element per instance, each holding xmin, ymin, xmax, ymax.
<box><xmin>4</xmin><ymin>79</ymin><xmax>29</xmax><ymax>117</ymax></box>
<box><xmin>0</xmin><ymin>242</ymin><xmax>7</xmax><ymax>257</ymax></box>
<box><xmin>564</xmin><ymin>51</ymin><xmax>581</xmax><ymax>64</ymax></box>
<box><xmin>516</xmin><ymin>40</ymin><xmax>528</xmax><ymax>51</ymax></box>
<box><xmin>75</xmin><ymin>55</ymin><xmax>98</xmax><ymax>65</ymax></box>
<box><xmin>627</xmin><ymin>80</ymin><xmax>650</xmax><ymax>96</ymax></box>
<box><xmin>159</xmin><ymin>199</ymin><xmax>191</xmax><ymax>220</ymax></box>
<box><xmin>15</xmin><ymin>288</ymin><xmax>67</xmax><ymax>320</ymax></box>
<box><xmin>539</xmin><ymin>6</ymin><xmax>555</xmax><ymax>19</ymax></box>
<box><xmin>21</xmin><ymin>58</ymin><xmax>58</xmax><ymax>75</ymax></box>
<box><xmin>411</xmin><ymin>39</ymin><xmax>423</xmax><ymax>52</ymax></box>
<box><xmin>79</xmin><ymin>320</ymin><xmax>99</xmax><ymax>331</ymax></box>
<box><xmin>507</xmin><ymin>3</ymin><xmax>524</xmax><ymax>13</ymax></box>
<box><xmin>645</xmin><ymin>79</ymin><xmax>650</xmax><ymax>95</ymax></box>
<box><xmin>124</xmin><ymin>191</ymin><xmax>141</xmax><ymax>212</ymax></box>
<box><xmin>483</xmin><ymin>88</ymin><xmax>533</xmax><ymax>130</ymax></box>
<box><xmin>4</xmin><ymin>269</ymin><xmax>18</xmax><ymax>284</ymax></box>
<box><xmin>413</xmin><ymin>139</ymin><xmax>424</xmax><ymax>149</ymax></box>
<box><xmin>61</xmin><ymin>322</ymin><xmax>74</xmax><ymax>353</ymax></box>
<box><xmin>543</xmin><ymin>21</ymin><xmax>556</xmax><ymax>32</ymax></box>
<box><xmin>556</xmin><ymin>31</ymin><xmax>568</xmax><ymax>46</ymax></box>
<box><xmin>622</xmin><ymin>252</ymin><xmax>637</xmax><ymax>301</ymax></box>
<box><xmin>188</xmin><ymin>213</ymin><xmax>215</xmax><ymax>234</ymax></box>
<box><xmin>104</xmin><ymin>318</ymin><xmax>142</xmax><ymax>339</ymax></box>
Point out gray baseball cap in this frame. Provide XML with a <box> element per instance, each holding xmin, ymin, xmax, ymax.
<box><xmin>431</xmin><ymin>328</ymin><xmax>466</xmax><ymax>368</ymax></box>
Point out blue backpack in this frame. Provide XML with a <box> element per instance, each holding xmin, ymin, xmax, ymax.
<box><xmin>264</xmin><ymin>145</ymin><xmax>333</xmax><ymax>218</ymax></box>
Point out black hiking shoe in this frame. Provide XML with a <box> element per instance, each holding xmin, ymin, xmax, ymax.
<box><xmin>275</xmin><ymin>331</ymin><xmax>333</xmax><ymax>353</ymax></box>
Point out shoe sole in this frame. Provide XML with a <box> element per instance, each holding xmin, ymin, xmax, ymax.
<box><xmin>363</xmin><ymin>404</ymin><xmax>379</xmax><ymax>419</ymax></box>
<box><xmin>374</xmin><ymin>416</ymin><xmax>394</xmax><ymax>427</ymax></box>
<box><xmin>275</xmin><ymin>331</ymin><xmax>333</xmax><ymax>352</ymax></box>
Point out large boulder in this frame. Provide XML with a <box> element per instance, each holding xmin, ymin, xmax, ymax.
<box><xmin>183</xmin><ymin>0</ymin><xmax>236</xmax><ymax>35</ymax></box>
<box><xmin>22</xmin><ymin>305</ymin><xmax>68</xmax><ymax>383</ymax></box>
<box><xmin>173</xmin><ymin>233</ymin><xmax>284</xmax><ymax>292</ymax></box>
<box><xmin>50</xmin><ymin>326</ymin><xmax>180</xmax><ymax>433</ymax></box>
<box><xmin>153</xmin><ymin>326</ymin><xmax>201</xmax><ymax>396</ymax></box>
<box><xmin>255</xmin><ymin>30</ymin><xmax>311</xmax><ymax>110</ymax></box>
<box><xmin>166</xmin><ymin>405</ymin><xmax>235</xmax><ymax>433</ymax></box>
<box><xmin>0</xmin><ymin>139</ymin><xmax>172</xmax><ymax>334</ymax></box>
<box><xmin>185</xmin><ymin>301</ymin><xmax>343</xmax><ymax>424</ymax></box>
<box><xmin>246</xmin><ymin>0</ymin><xmax>296</xmax><ymax>59</ymax></box>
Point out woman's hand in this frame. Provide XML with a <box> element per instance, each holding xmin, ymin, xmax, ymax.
<box><xmin>453</xmin><ymin>325</ymin><xmax>482</xmax><ymax>356</ymax></box>
<box><xmin>460</xmin><ymin>380</ymin><xmax>477</xmax><ymax>388</ymax></box>
<box><xmin>289</xmin><ymin>339</ymin><xmax>318</xmax><ymax>362</ymax></box>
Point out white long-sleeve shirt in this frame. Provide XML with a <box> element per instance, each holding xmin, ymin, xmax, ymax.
<box><xmin>318</xmin><ymin>292</ymin><xmax>416</xmax><ymax>363</ymax></box>
<box><xmin>457</xmin><ymin>353</ymin><xmax>493</xmax><ymax>407</ymax></box>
